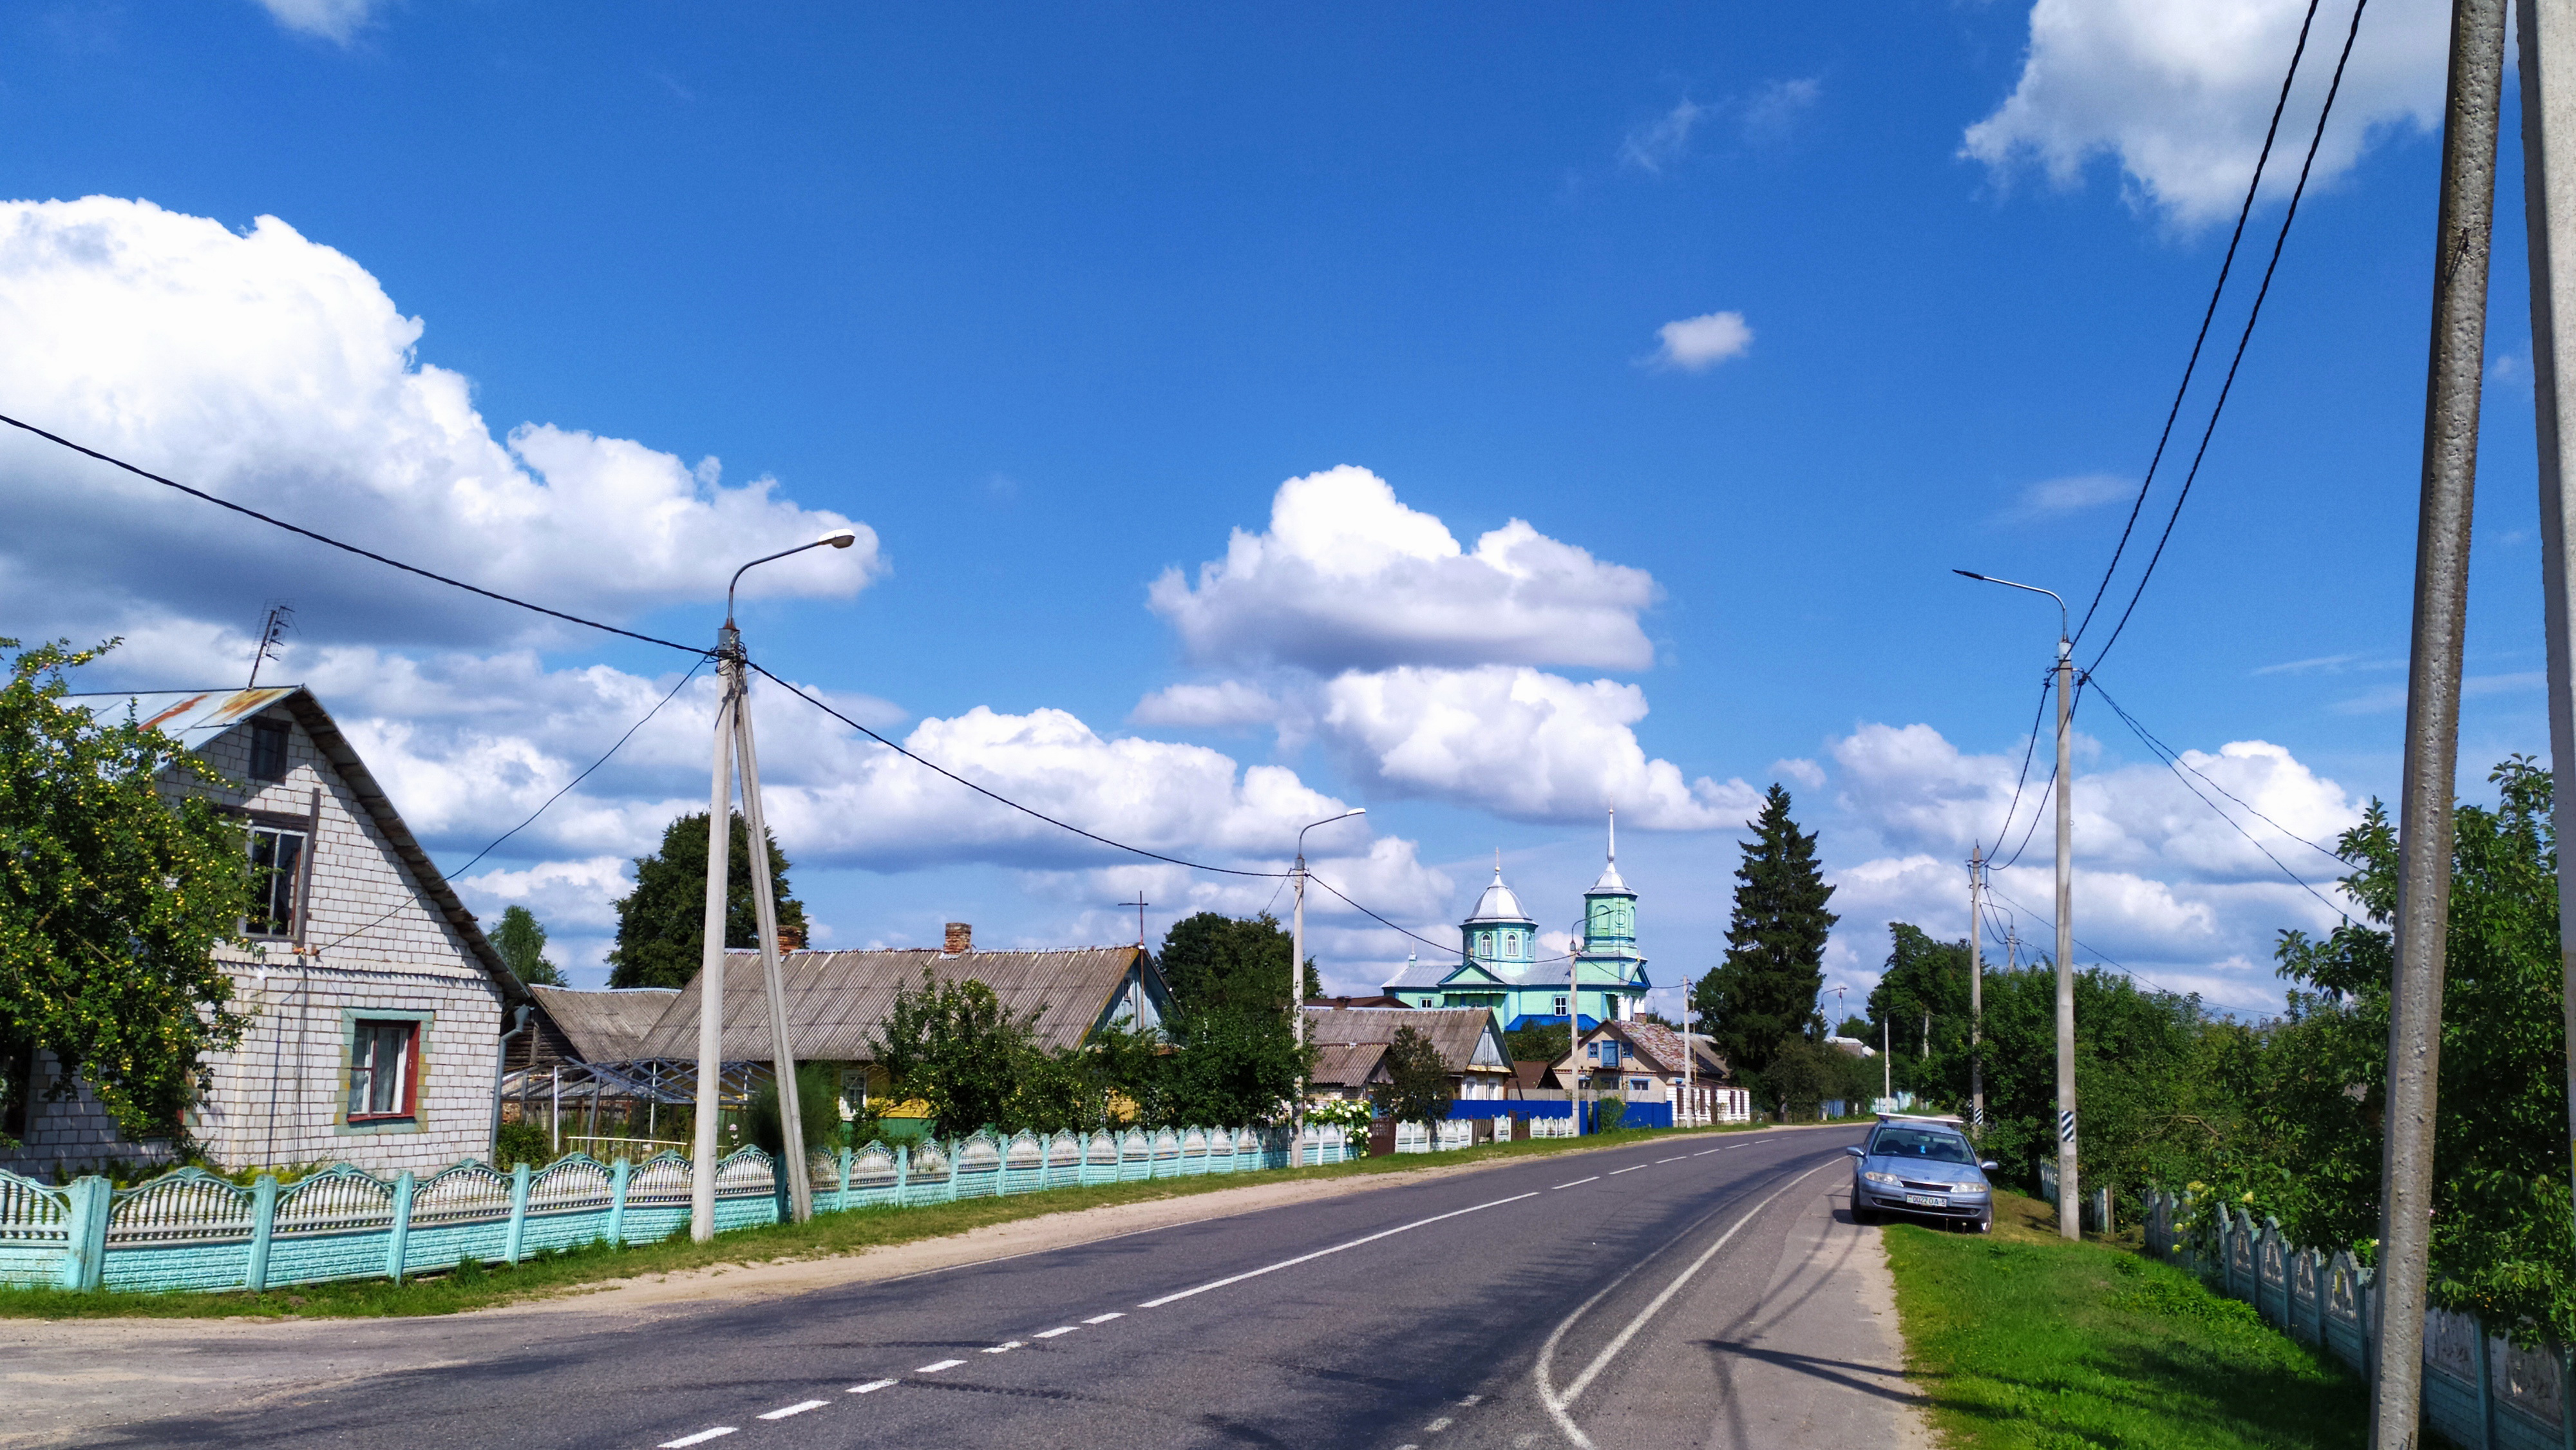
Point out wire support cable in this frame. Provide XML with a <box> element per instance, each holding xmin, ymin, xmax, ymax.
<box><xmin>2085</xmin><ymin>678</ymin><xmax>2347</xmax><ymax>864</ymax></box>
<box><xmin>2072</xmin><ymin>0</ymin><xmax>2328</xmax><ymax>645</ymax></box>
<box><xmin>2084</xmin><ymin>0</ymin><xmax>2372</xmax><ymax>673</ymax></box>
<box><xmin>1980</xmin><ymin>881</ymin><xmax>2181</xmax><ymax>997</ymax></box>
<box><xmin>0</xmin><ymin>409</ymin><xmax>710</xmax><ymax>657</ymax></box>
<box><xmin>317</xmin><ymin>654</ymin><xmax>711</xmax><ymax>956</ymax></box>
<box><xmin>1302</xmin><ymin>871</ymin><xmax>1476</xmax><ymax>963</ymax></box>
<box><xmin>1985</xmin><ymin>675</ymin><xmax>2058</xmax><ymax>872</ymax></box>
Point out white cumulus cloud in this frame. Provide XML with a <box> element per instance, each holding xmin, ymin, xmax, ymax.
<box><xmin>1652</xmin><ymin>310</ymin><xmax>1754</xmax><ymax>372</ymax></box>
<box><xmin>0</xmin><ymin>196</ymin><xmax>878</xmax><ymax>652</ymax></box>
<box><xmin>1964</xmin><ymin>0</ymin><xmax>2447</xmax><ymax>226</ymax></box>
<box><xmin>253</xmin><ymin>0</ymin><xmax>380</xmax><ymax>44</ymax></box>
<box><xmin>1147</xmin><ymin>465</ymin><xmax>1657</xmax><ymax>673</ymax></box>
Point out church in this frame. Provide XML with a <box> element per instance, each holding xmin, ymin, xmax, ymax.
<box><xmin>1381</xmin><ymin>814</ymin><xmax>1650</xmax><ymax>1031</ymax></box>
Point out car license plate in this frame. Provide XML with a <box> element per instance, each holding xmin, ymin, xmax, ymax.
<box><xmin>1904</xmin><ymin>1192</ymin><xmax>1948</xmax><ymax>1208</ymax></box>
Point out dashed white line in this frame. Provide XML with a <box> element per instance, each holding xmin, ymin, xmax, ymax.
<box><xmin>1034</xmin><ymin>1326</ymin><xmax>1079</xmax><ymax>1338</ymax></box>
<box><xmin>915</xmin><ymin>1359</ymin><xmax>964</xmax><ymax>1374</ymax></box>
<box><xmin>1135</xmin><ymin>1192</ymin><xmax>1539</xmax><ymax>1309</ymax></box>
<box><xmin>1606</xmin><ymin>1165</ymin><xmax>1645</xmax><ymax>1176</ymax></box>
<box><xmin>1552</xmin><ymin>1176</ymin><xmax>1600</xmax><ymax>1190</ymax></box>
<box><xmin>1083</xmin><ymin>1312</ymin><xmax>1125</xmax><ymax>1324</ymax></box>
<box><xmin>659</xmin><ymin>1431</ymin><xmax>737</xmax><ymax>1449</ymax></box>
<box><xmin>1425</xmin><ymin>1416</ymin><xmax>1455</xmax><ymax>1432</ymax></box>
<box><xmin>1655</xmin><ymin>1156</ymin><xmax>1685</xmax><ymax>1163</ymax></box>
<box><xmin>1459</xmin><ymin>1395</ymin><xmax>1483</xmax><ymax>1406</ymax></box>
<box><xmin>848</xmin><ymin>1380</ymin><xmax>896</xmax><ymax>1395</ymax></box>
<box><xmin>982</xmin><ymin>1341</ymin><xmax>1024</xmax><ymax>1354</ymax></box>
<box><xmin>1694</xmin><ymin>1149</ymin><xmax>1721</xmax><ymax>1156</ymax></box>
<box><xmin>757</xmin><ymin>1401</ymin><xmax>827</xmax><ymax>1421</ymax></box>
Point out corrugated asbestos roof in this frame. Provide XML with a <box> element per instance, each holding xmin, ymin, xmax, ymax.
<box><xmin>1310</xmin><ymin>1040</ymin><xmax>1391</xmax><ymax>1089</ymax></box>
<box><xmin>528</xmin><ymin>986</ymin><xmax>677</xmax><ymax>1061</ymax></box>
<box><xmin>1300</xmin><ymin>1006</ymin><xmax>1500</xmax><ymax>1078</ymax></box>
<box><xmin>630</xmin><ymin>946</ymin><xmax>1149</xmax><ymax>1061</ymax></box>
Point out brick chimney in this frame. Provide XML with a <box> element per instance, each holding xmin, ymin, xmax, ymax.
<box><xmin>943</xmin><ymin>921</ymin><xmax>972</xmax><ymax>954</ymax></box>
<box><xmin>777</xmin><ymin>920</ymin><xmax>808</xmax><ymax>953</ymax></box>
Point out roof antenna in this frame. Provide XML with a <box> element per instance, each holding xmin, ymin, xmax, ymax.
<box><xmin>247</xmin><ymin>602</ymin><xmax>294</xmax><ymax>689</ymax></box>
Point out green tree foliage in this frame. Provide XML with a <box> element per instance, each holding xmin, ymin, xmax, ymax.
<box><xmin>1376</xmin><ymin>1025</ymin><xmax>1454</xmax><ymax>1125</ymax></box>
<box><xmin>1015</xmin><ymin>1021</ymin><xmax>1170</xmax><ymax>1135</ymax></box>
<box><xmin>1835</xmin><ymin>1015</ymin><xmax>1873</xmax><ymax>1041</ymax></box>
<box><xmin>1867</xmin><ymin>923</ymin><xmax>1975</xmax><ymax>1096</ymax></box>
<box><xmin>749</xmin><ymin>1061</ymin><xmax>848</xmax><ymax>1158</ymax></box>
<box><xmin>0</xmin><ymin>638</ymin><xmax>254</xmax><ymax>1149</ymax></box>
<box><xmin>1761</xmin><ymin>1037</ymin><xmax>1877</xmax><ymax>1120</ymax></box>
<box><xmin>1504</xmin><ymin>1020</ymin><xmax>1569</xmax><ymax>1067</ymax></box>
<box><xmin>869</xmin><ymin>969</ymin><xmax>1043</xmax><ymax>1134</ymax></box>
<box><xmin>492</xmin><ymin>904</ymin><xmax>564</xmax><ymax>986</ymax></box>
<box><xmin>1694</xmin><ymin>784</ymin><xmax>1837</xmax><ymax>1078</ymax></box>
<box><xmin>606</xmin><ymin>811</ymin><xmax>807</xmax><ymax>989</ymax></box>
<box><xmin>2230</xmin><ymin>759</ymin><xmax>2573</xmax><ymax>1341</ymax></box>
<box><xmin>1156</xmin><ymin>910</ymin><xmax>1318</xmax><ymax>1013</ymax></box>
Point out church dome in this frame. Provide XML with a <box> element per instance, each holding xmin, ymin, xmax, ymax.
<box><xmin>1464</xmin><ymin>864</ymin><xmax>1536</xmax><ymax>925</ymax></box>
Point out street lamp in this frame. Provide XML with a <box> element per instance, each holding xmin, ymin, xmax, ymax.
<box><xmin>1291</xmin><ymin>808</ymin><xmax>1365</xmax><ymax>1160</ymax></box>
<box><xmin>1953</xmin><ymin>567</ymin><xmax>2079</xmax><ymax>1242</ymax></box>
<box><xmin>690</xmin><ymin>528</ymin><xmax>861</xmax><ymax>1243</ymax></box>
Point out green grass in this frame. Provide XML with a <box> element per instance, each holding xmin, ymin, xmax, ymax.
<box><xmin>0</xmin><ymin>1120</ymin><xmax>1768</xmax><ymax>1321</ymax></box>
<box><xmin>1882</xmin><ymin>1191</ymin><xmax>2366</xmax><ymax>1450</ymax></box>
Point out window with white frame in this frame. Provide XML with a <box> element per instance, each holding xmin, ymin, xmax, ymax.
<box><xmin>245</xmin><ymin>825</ymin><xmax>306</xmax><ymax>939</ymax></box>
<box><xmin>1553</xmin><ymin>994</ymin><xmax>1568</xmax><ymax>1017</ymax></box>
<box><xmin>347</xmin><ymin>1019</ymin><xmax>418</xmax><ymax>1121</ymax></box>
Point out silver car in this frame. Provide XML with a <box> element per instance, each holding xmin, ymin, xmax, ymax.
<box><xmin>1846</xmin><ymin>1115</ymin><xmax>1996</xmax><ymax>1232</ymax></box>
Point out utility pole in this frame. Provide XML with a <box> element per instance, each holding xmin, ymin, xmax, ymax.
<box><xmin>2514</xmin><ymin>0</ymin><xmax>2576</xmax><ymax>1252</ymax></box>
<box><xmin>1116</xmin><ymin>892</ymin><xmax>1150</xmax><ymax>948</ymax></box>
<box><xmin>1881</xmin><ymin>1015</ymin><xmax>1890</xmax><ymax>1105</ymax></box>
<box><xmin>1291</xmin><ymin>810</ymin><xmax>1363</xmax><ymax>1156</ymax></box>
<box><xmin>1952</xmin><ymin>568</ymin><xmax>2079</xmax><ymax>1240</ymax></box>
<box><xmin>731</xmin><ymin>649</ymin><xmax>812</xmax><ymax>1225</ymax></box>
<box><xmin>1969</xmin><ymin>846</ymin><xmax>1985</xmax><ymax>1135</ymax></box>
<box><xmin>1681</xmin><ymin>971</ymin><xmax>1693</xmax><ymax>1126</ymax></box>
<box><xmin>2378</xmin><ymin>2</ymin><xmax>2506</xmax><ymax>1445</ymax></box>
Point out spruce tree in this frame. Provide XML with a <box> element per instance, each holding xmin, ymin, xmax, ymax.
<box><xmin>1693</xmin><ymin>784</ymin><xmax>1837</xmax><ymax>1079</ymax></box>
<box><xmin>606</xmin><ymin>812</ymin><xmax>808</xmax><ymax>989</ymax></box>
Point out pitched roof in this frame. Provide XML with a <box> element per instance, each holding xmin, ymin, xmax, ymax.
<box><xmin>1301</xmin><ymin>1006</ymin><xmax>1503</xmax><ymax>1076</ymax></box>
<box><xmin>629</xmin><ymin>946</ymin><xmax>1155</xmax><ymax>1061</ymax></box>
<box><xmin>105</xmin><ymin>687</ymin><xmax>527</xmax><ymax>1004</ymax></box>
<box><xmin>529</xmin><ymin>986</ymin><xmax>678</xmax><ymax>1062</ymax></box>
<box><xmin>1513</xmin><ymin>1060</ymin><xmax>1561</xmax><ymax>1091</ymax></box>
<box><xmin>1311</xmin><ymin>1040</ymin><xmax>1391</xmax><ymax>1090</ymax></box>
<box><xmin>1585</xmin><ymin>1020</ymin><xmax>1728</xmax><ymax>1078</ymax></box>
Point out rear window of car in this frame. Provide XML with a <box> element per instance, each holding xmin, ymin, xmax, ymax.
<box><xmin>1870</xmin><ymin>1127</ymin><xmax>1974</xmax><ymax>1164</ymax></box>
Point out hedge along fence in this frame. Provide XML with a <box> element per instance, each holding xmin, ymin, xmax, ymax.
<box><xmin>2141</xmin><ymin>1189</ymin><xmax>2575</xmax><ymax>1450</ymax></box>
<box><xmin>0</xmin><ymin>1122</ymin><xmax>1354</xmax><ymax>1295</ymax></box>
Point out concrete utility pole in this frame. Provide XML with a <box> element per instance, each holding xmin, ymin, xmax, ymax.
<box><xmin>1291</xmin><ymin>809</ymin><xmax>1363</xmax><ymax>1154</ymax></box>
<box><xmin>2515</xmin><ymin>0</ymin><xmax>2576</xmax><ymax>1259</ymax></box>
<box><xmin>2376</xmin><ymin>1</ymin><xmax>2505</xmax><ymax>1443</ymax></box>
<box><xmin>1968</xmin><ymin>847</ymin><xmax>1985</xmax><ymax>1135</ymax></box>
<box><xmin>1681</xmin><ymin>972</ymin><xmax>1693</xmax><ymax>1126</ymax></box>
<box><xmin>1953</xmin><ymin>568</ymin><xmax>2079</xmax><ymax>1240</ymax></box>
<box><xmin>688</xmin><ymin>529</ymin><xmax>860</xmax><ymax>1242</ymax></box>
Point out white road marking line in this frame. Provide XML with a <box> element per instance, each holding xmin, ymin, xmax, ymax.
<box><xmin>1459</xmin><ymin>1395</ymin><xmax>1483</xmax><ymax>1406</ymax></box>
<box><xmin>1136</xmin><ymin>1191</ymin><xmax>1540</xmax><ymax>1309</ymax></box>
<box><xmin>1606</xmin><ymin>1165</ymin><xmax>1644</xmax><ymax>1176</ymax></box>
<box><xmin>659</xmin><ymin>1431</ymin><xmax>737</xmax><ymax>1449</ymax></box>
<box><xmin>1533</xmin><ymin>1160</ymin><xmax>1839</xmax><ymax>1449</ymax></box>
<box><xmin>758</xmin><ymin>1402</ymin><xmax>827</xmax><ymax>1420</ymax></box>
<box><xmin>982</xmin><ymin>1341</ymin><xmax>1024</xmax><ymax>1354</ymax></box>
<box><xmin>1426</xmin><ymin>1417</ymin><xmax>1455</xmax><ymax>1432</ymax></box>
<box><xmin>1552</xmin><ymin>1176</ymin><xmax>1600</xmax><ymax>1190</ymax></box>
<box><xmin>915</xmin><ymin>1359</ymin><xmax>964</xmax><ymax>1373</ymax></box>
<box><xmin>1034</xmin><ymin>1326</ymin><xmax>1079</xmax><ymax>1338</ymax></box>
<box><xmin>848</xmin><ymin>1380</ymin><xmax>896</xmax><ymax>1394</ymax></box>
<box><xmin>1083</xmin><ymin>1312</ymin><xmax>1124</xmax><ymax>1324</ymax></box>
<box><xmin>1694</xmin><ymin>1149</ymin><xmax>1721</xmax><ymax>1156</ymax></box>
<box><xmin>1655</xmin><ymin>1156</ymin><xmax>1685</xmax><ymax>1163</ymax></box>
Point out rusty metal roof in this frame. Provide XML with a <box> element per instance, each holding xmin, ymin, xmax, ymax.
<box><xmin>71</xmin><ymin>687</ymin><xmax>301</xmax><ymax>741</ymax></box>
<box><xmin>629</xmin><ymin>946</ymin><xmax>1156</xmax><ymax>1061</ymax></box>
<box><xmin>528</xmin><ymin>986</ymin><xmax>678</xmax><ymax>1062</ymax></box>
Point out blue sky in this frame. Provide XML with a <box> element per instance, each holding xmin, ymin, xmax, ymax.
<box><xmin>0</xmin><ymin>0</ymin><xmax>2532</xmax><ymax>1015</ymax></box>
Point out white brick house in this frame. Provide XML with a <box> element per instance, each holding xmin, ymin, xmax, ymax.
<box><xmin>1</xmin><ymin>687</ymin><xmax>527</xmax><ymax>1178</ymax></box>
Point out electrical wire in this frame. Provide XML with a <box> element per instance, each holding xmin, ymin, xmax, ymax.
<box><xmin>2084</xmin><ymin>0</ymin><xmax>2372</xmax><ymax>672</ymax></box>
<box><xmin>2071</xmin><ymin>0</ymin><xmax>2328</xmax><ymax>645</ymax></box>
<box><xmin>0</xmin><ymin>409</ymin><xmax>711</xmax><ymax>657</ymax></box>
<box><xmin>317</xmin><ymin>655</ymin><xmax>711</xmax><ymax>955</ymax></box>
<box><xmin>1981</xmin><ymin>881</ymin><xmax>2183</xmax><ymax>997</ymax></box>
<box><xmin>1984</xmin><ymin>675</ymin><xmax>2056</xmax><ymax>872</ymax></box>
<box><xmin>2092</xmin><ymin>689</ymin><xmax>2351</xmax><ymax>922</ymax></box>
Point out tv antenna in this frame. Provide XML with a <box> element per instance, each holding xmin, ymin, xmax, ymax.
<box><xmin>247</xmin><ymin>602</ymin><xmax>294</xmax><ymax>689</ymax></box>
<box><xmin>1112</xmin><ymin>891</ymin><xmax>1150</xmax><ymax>948</ymax></box>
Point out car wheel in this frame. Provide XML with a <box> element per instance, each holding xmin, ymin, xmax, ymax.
<box><xmin>1852</xmin><ymin>1205</ymin><xmax>1877</xmax><ymax>1226</ymax></box>
<box><xmin>1976</xmin><ymin>1212</ymin><xmax>1993</xmax><ymax>1234</ymax></box>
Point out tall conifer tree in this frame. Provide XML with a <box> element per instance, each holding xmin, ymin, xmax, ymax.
<box><xmin>1693</xmin><ymin>784</ymin><xmax>1837</xmax><ymax>1078</ymax></box>
<box><xmin>606</xmin><ymin>812</ymin><xmax>807</xmax><ymax>989</ymax></box>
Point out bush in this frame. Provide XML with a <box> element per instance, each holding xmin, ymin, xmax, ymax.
<box><xmin>493</xmin><ymin>1120</ymin><xmax>553</xmax><ymax>1170</ymax></box>
<box><xmin>1596</xmin><ymin>1094</ymin><xmax>1627</xmax><ymax>1130</ymax></box>
<box><xmin>748</xmin><ymin>1062</ymin><xmax>846</xmax><ymax>1161</ymax></box>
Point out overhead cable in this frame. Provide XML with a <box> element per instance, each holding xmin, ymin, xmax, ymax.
<box><xmin>0</xmin><ymin>409</ymin><xmax>710</xmax><ymax>656</ymax></box>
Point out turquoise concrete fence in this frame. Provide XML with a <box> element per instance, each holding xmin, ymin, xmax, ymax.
<box><xmin>2143</xmin><ymin>1189</ymin><xmax>2574</xmax><ymax>1450</ymax></box>
<box><xmin>0</xmin><ymin>1122</ymin><xmax>1350</xmax><ymax>1295</ymax></box>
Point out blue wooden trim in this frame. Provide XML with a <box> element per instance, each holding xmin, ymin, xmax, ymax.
<box><xmin>504</xmin><ymin>1163</ymin><xmax>530</xmax><ymax>1264</ymax></box>
<box><xmin>607</xmin><ymin>1159</ymin><xmax>630</xmax><ymax>1244</ymax></box>
<box><xmin>245</xmin><ymin>1175</ymin><xmax>278</xmax><ymax>1293</ymax></box>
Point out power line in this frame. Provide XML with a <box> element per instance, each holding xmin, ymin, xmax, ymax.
<box><xmin>0</xmin><ymin>409</ymin><xmax>710</xmax><ymax>657</ymax></box>
<box><xmin>318</xmin><ymin>654</ymin><xmax>711</xmax><ymax>956</ymax></box>
<box><xmin>1981</xmin><ymin>881</ymin><xmax>2182</xmax><ymax>997</ymax></box>
<box><xmin>1984</xmin><ymin>674</ymin><xmax>2056</xmax><ymax>870</ymax></box>
<box><xmin>1302</xmin><ymin>873</ymin><xmax>1466</xmax><ymax>961</ymax></box>
<box><xmin>2085</xmin><ymin>0</ymin><xmax>2372</xmax><ymax>672</ymax></box>
<box><xmin>2072</xmin><ymin>0</ymin><xmax>2329</xmax><ymax>645</ymax></box>
<box><xmin>2087</xmin><ymin>678</ymin><xmax>2347</xmax><ymax>862</ymax></box>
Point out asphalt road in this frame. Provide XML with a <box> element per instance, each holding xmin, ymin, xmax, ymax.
<box><xmin>92</xmin><ymin>1127</ymin><xmax>1916</xmax><ymax>1449</ymax></box>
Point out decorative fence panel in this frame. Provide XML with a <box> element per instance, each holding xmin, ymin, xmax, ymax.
<box><xmin>6</xmin><ymin>1118</ymin><xmax>1452</xmax><ymax>1297</ymax></box>
<box><xmin>2144</xmin><ymin>1187</ymin><xmax>2573</xmax><ymax>1450</ymax></box>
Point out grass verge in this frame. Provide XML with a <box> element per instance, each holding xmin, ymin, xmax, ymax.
<box><xmin>0</xmin><ymin>1120</ymin><xmax>1781</xmax><ymax>1321</ymax></box>
<box><xmin>1882</xmin><ymin>1190</ymin><xmax>2365</xmax><ymax>1450</ymax></box>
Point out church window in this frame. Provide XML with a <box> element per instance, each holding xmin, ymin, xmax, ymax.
<box><xmin>1553</xmin><ymin>994</ymin><xmax>1567</xmax><ymax>1017</ymax></box>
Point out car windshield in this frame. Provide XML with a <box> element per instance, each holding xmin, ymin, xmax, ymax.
<box><xmin>1871</xmin><ymin>1127</ymin><xmax>1975</xmax><ymax>1165</ymax></box>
